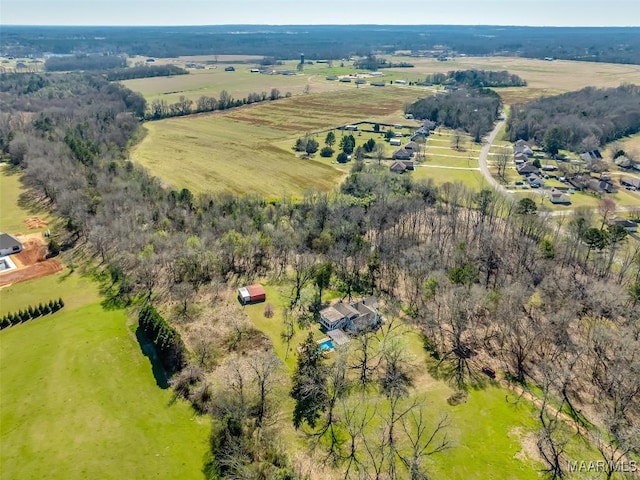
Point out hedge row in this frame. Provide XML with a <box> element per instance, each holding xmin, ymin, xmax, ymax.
<box><xmin>0</xmin><ymin>298</ymin><xmax>64</xmax><ymax>329</ymax></box>
<box><xmin>138</xmin><ymin>305</ymin><xmax>186</xmax><ymax>375</ymax></box>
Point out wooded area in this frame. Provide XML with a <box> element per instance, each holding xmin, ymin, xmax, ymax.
<box><xmin>423</xmin><ymin>69</ymin><xmax>527</xmax><ymax>88</ymax></box>
<box><xmin>506</xmin><ymin>85</ymin><xmax>640</xmax><ymax>152</ymax></box>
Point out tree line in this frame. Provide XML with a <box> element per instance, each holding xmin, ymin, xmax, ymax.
<box><xmin>105</xmin><ymin>64</ymin><xmax>188</xmax><ymax>81</ymax></box>
<box><xmin>45</xmin><ymin>54</ymin><xmax>127</xmax><ymax>72</ymax></box>
<box><xmin>5</xmin><ymin>25</ymin><xmax>640</xmax><ymax>65</ymax></box>
<box><xmin>146</xmin><ymin>87</ymin><xmax>287</xmax><ymax>120</ymax></box>
<box><xmin>1</xmin><ymin>70</ymin><xmax>638</xmax><ymax>479</ymax></box>
<box><xmin>408</xmin><ymin>87</ymin><xmax>501</xmax><ymax>141</ymax></box>
<box><xmin>506</xmin><ymin>84</ymin><xmax>640</xmax><ymax>153</ymax></box>
<box><xmin>138</xmin><ymin>304</ymin><xmax>186</xmax><ymax>375</ymax></box>
<box><xmin>423</xmin><ymin>69</ymin><xmax>526</xmax><ymax>88</ymax></box>
<box><xmin>0</xmin><ymin>298</ymin><xmax>64</xmax><ymax>329</ymax></box>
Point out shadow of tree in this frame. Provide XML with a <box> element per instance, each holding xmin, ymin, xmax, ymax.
<box><xmin>135</xmin><ymin>326</ymin><xmax>169</xmax><ymax>389</ymax></box>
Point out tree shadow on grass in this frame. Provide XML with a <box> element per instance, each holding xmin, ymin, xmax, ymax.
<box><xmin>135</xmin><ymin>326</ymin><xmax>169</xmax><ymax>389</ymax></box>
<box><xmin>427</xmin><ymin>356</ymin><xmax>491</xmax><ymax>391</ymax></box>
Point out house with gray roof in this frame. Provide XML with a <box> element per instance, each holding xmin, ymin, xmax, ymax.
<box><xmin>319</xmin><ymin>296</ymin><xmax>379</xmax><ymax>332</ymax></box>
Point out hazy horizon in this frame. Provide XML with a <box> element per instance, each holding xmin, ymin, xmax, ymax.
<box><xmin>2</xmin><ymin>0</ymin><xmax>640</xmax><ymax>27</ymax></box>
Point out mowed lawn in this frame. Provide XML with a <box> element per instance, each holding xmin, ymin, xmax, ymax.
<box><xmin>0</xmin><ymin>272</ymin><xmax>210</xmax><ymax>480</ymax></box>
<box><xmin>0</xmin><ymin>165</ymin><xmax>49</xmax><ymax>234</ymax></box>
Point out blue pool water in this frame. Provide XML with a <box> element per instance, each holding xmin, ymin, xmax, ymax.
<box><xmin>319</xmin><ymin>340</ymin><xmax>334</xmax><ymax>351</ymax></box>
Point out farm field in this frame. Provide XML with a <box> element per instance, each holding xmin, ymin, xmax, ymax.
<box><xmin>389</xmin><ymin>56</ymin><xmax>640</xmax><ymax>104</ymax></box>
<box><xmin>0</xmin><ymin>283</ymin><xmax>210</xmax><ymax>480</ymax></box>
<box><xmin>132</xmin><ymin>88</ymin><xmax>424</xmax><ymax>196</ymax></box>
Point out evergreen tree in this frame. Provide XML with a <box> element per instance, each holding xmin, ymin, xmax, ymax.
<box><xmin>290</xmin><ymin>333</ymin><xmax>329</xmax><ymax>429</ymax></box>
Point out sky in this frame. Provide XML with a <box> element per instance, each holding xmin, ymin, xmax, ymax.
<box><xmin>1</xmin><ymin>0</ymin><xmax>639</xmax><ymax>27</ymax></box>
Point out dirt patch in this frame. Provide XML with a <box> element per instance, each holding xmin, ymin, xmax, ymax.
<box><xmin>0</xmin><ymin>234</ymin><xmax>62</xmax><ymax>287</ymax></box>
<box><xmin>510</xmin><ymin>427</ymin><xmax>542</xmax><ymax>464</ymax></box>
<box><xmin>24</xmin><ymin>216</ymin><xmax>48</xmax><ymax>230</ymax></box>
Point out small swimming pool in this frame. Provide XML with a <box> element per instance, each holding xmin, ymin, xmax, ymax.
<box><xmin>318</xmin><ymin>339</ymin><xmax>334</xmax><ymax>351</ymax></box>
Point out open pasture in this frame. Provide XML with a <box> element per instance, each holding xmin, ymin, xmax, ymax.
<box><xmin>132</xmin><ymin>88</ymin><xmax>424</xmax><ymax>196</ymax></box>
<box><xmin>389</xmin><ymin>56</ymin><xmax>640</xmax><ymax>104</ymax></box>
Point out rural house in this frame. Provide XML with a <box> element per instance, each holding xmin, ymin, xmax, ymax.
<box><xmin>548</xmin><ymin>189</ymin><xmax>571</xmax><ymax>204</ymax></box>
<box><xmin>404</xmin><ymin>141</ymin><xmax>419</xmax><ymax>151</ymax></box>
<box><xmin>517</xmin><ymin>162</ymin><xmax>540</xmax><ymax>176</ymax></box>
<box><xmin>609</xmin><ymin>217</ymin><xmax>638</xmax><ymax>233</ymax></box>
<box><xmin>319</xmin><ymin>296</ymin><xmax>379</xmax><ymax>332</ymax></box>
<box><xmin>0</xmin><ymin>233</ymin><xmax>23</xmax><ymax>257</ymax></box>
<box><xmin>389</xmin><ymin>161</ymin><xmax>408</xmax><ymax>174</ymax></box>
<box><xmin>580</xmin><ymin>149</ymin><xmax>603</xmax><ymax>162</ymax></box>
<box><xmin>237</xmin><ymin>284</ymin><xmax>266</xmax><ymax>305</ymax></box>
<box><xmin>392</xmin><ymin>148</ymin><xmax>413</xmax><ymax>160</ymax></box>
<box><xmin>620</xmin><ymin>176</ymin><xmax>640</xmax><ymax>190</ymax></box>
<box><xmin>224</xmin><ymin>66</ymin><xmax>235</xmax><ymax>72</ymax></box>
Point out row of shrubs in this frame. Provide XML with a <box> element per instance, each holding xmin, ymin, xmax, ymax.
<box><xmin>0</xmin><ymin>298</ymin><xmax>65</xmax><ymax>329</ymax></box>
<box><xmin>138</xmin><ymin>305</ymin><xmax>186</xmax><ymax>375</ymax></box>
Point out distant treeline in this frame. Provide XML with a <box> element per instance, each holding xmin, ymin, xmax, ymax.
<box><xmin>506</xmin><ymin>84</ymin><xmax>640</xmax><ymax>152</ymax></box>
<box><xmin>138</xmin><ymin>305</ymin><xmax>186</xmax><ymax>375</ymax></box>
<box><xmin>425</xmin><ymin>70</ymin><xmax>526</xmax><ymax>88</ymax></box>
<box><xmin>4</xmin><ymin>25</ymin><xmax>640</xmax><ymax>65</ymax></box>
<box><xmin>105</xmin><ymin>64</ymin><xmax>188</xmax><ymax>81</ymax></box>
<box><xmin>354</xmin><ymin>55</ymin><xmax>414</xmax><ymax>70</ymax></box>
<box><xmin>45</xmin><ymin>54</ymin><xmax>126</xmax><ymax>72</ymax></box>
<box><xmin>408</xmin><ymin>88</ymin><xmax>502</xmax><ymax>141</ymax></box>
<box><xmin>147</xmin><ymin>88</ymin><xmax>287</xmax><ymax>120</ymax></box>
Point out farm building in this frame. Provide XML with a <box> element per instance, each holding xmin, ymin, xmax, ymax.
<box><xmin>238</xmin><ymin>284</ymin><xmax>266</xmax><ymax>305</ymax></box>
<box><xmin>0</xmin><ymin>233</ymin><xmax>23</xmax><ymax>257</ymax></box>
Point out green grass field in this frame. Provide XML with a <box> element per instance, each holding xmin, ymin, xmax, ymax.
<box><xmin>0</xmin><ymin>165</ymin><xmax>49</xmax><ymax>234</ymax></box>
<box><xmin>0</xmin><ymin>272</ymin><xmax>210</xmax><ymax>480</ymax></box>
<box><xmin>132</xmin><ymin>88</ymin><xmax>423</xmax><ymax>196</ymax></box>
<box><xmin>413</xmin><ymin>166</ymin><xmax>488</xmax><ymax>191</ymax></box>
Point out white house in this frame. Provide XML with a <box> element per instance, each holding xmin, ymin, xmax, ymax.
<box><xmin>0</xmin><ymin>233</ymin><xmax>23</xmax><ymax>257</ymax></box>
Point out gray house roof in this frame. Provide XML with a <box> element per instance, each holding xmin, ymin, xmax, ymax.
<box><xmin>0</xmin><ymin>233</ymin><xmax>21</xmax><ymax>251</ymax></box>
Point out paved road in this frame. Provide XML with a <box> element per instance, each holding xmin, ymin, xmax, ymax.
<box><xmin>478</xmin><ymin>117</ymin><xmax>513</xmax><ymax>201</ymax></box>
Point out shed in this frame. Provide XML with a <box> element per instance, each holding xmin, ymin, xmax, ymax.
<box><xmin>0</xmin><ymin>233</ymin><xmax>23</xmax><ymax>257</ymax></box>
<box><xmin>238</xmin><ymin>284</ymin><xmax>266</xmax><ymax>305</ymax></box>
<box><xmin>389</xmin><ymin>138</ymin><xmax>402</xmax><ymax>146</ymax></box>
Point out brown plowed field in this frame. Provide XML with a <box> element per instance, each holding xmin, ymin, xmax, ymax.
<box><xmin>0</xmin><ymin>235</ymin><xmax>62</xmax><ymax>287</ymax></box>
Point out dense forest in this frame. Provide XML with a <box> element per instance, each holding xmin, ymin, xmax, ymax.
<box><xmin>2</xmin><ymin>25</ymin><xmax>640</xmax><ymax>64</ymax></box>
<box><xmin>506</xmin><ymin>84</ymin><xmax>640</xmax><ymax>153</ymax></box>
<box><xmin>408</xmin><ymin>88</ymin><xmax>502</xmax><ymax>141</ymax></box>
<box><xmin>44</xmin><ymin>54</ymin><xmax>127</xmax><ymax>71</ymax></box>
<box><xmin>423</xmin><ymin>69</ymin><xmax>527</xmax><ymax>88</ymax></box>
<box><xmin>1</xmin><ymin>72</ymin><xmax>639</xmax><ymax>479</ymax></box>
<box><xmin>105</xmin><ymin>64</ymin><xmax>188</xmax><ymax>81</ymax></box>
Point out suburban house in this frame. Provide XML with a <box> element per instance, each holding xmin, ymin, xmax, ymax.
<box><xmin>580</xmin><ymin>149</ymin><xmax>603</xmax><ymax>162</ymax></box>
<box><xmin>609</xmin><ymin>217</ymin><xmax>638</xmax><ymax>233</ymax></box>
<box><xmin>514</xmin><ymin>152</ymin><xmax>529</xmax><ymax>164</ymax></box>
<box><xmin>392</xmin><ymin>148</ymin><xmax>414</xmax><ymax>160</ymax></box>
<box><xmin>549</xmin><ymin>189</ymin><xmax>571</xmax><ymax>205</ymax></box>
<box><xmin>319</xmin><ymin>296</ymin><xmax>379</xmax><ymax>332</ymax></box>
<box><xmin>514</xmin><ymin>145</ymin><xmax>534</xmax><ymax>157</ymax></box>
<box><xmin>526</xmin><ymin>174</ymin><xmax>544</xmax><ymax>188</ymax></box>
<box><xmin>404</xmin><ymin>141</ymin><xmax>419</xmax><ymax>151</ymax></box>
<box><xmin>237</xmin><ymin>284</ymin><xmax>266</xmax><ymax>305</ymax></box>
<box><xmin>389</xmin><ymin>161</ymin><xmax>408</xmax><ymax>174</ymax></box>
<box><xmin>620</xmin><ymin>176</ymin><xmax>640</xmax><ymax>190</ymax></box>
<box><xmin>0</xmin><ymin>233</ymin><xmax>23</xmax><ymax>257</ymax></box>
<box><xmin>588</xmin><ymin>178</ymin><xmax>616</xmax><ymax>194</ymax></box>
<box><xmin>517</xmin><ymin>162</ymin><xmax>540</xmax><ymax>176</ymax></box>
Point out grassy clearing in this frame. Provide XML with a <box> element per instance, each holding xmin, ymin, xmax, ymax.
<box><xmin>0</xmin><ymin>275</ymin><xmax>210</xmax><ymax>480</ymax></box>
<box><xmin>132</xmin><ymin>88</ymin><xmax>423</xmax><ymax>196</ymax></box>
<box><xmin>0</xmin><ymin>165</ymin><xmax>49</xmax><ymax>234</ymax></box>
<box><xmin>413</xmin><ymin>166</ymin><xmax>488</xmax><ymax>191</ymax></box>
